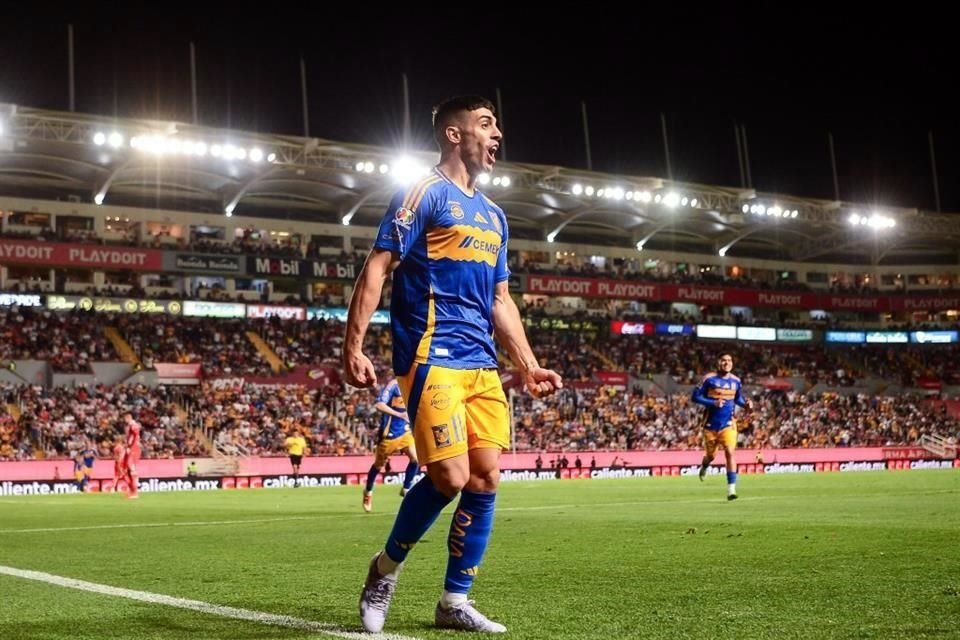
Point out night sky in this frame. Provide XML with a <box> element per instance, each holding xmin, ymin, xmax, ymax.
<box><xmin>1</xmin><ymin>4</ymin><xmax>957</xmax><ymax>211</ymax></box>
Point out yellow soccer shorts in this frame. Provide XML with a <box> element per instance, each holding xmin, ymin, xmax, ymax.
<box><xmin>703</xmin><ymin>425</ymin><xmax>737</xmax><ymax>458</ymax></box>
<box><xmin>375</xmin><ymin>432</ymin><xmax>415</xmax><ymax>466</ymax></box>
<box><xmin>397</xmin><ymin>364</ymin><xmax>509</xmax><ymax>465</ymax></box>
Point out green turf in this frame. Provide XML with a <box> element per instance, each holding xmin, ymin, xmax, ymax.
<box><xmin>0</xmin><ymin>470</ymin><xmax>958</xmax><ymax>639</ymax></box>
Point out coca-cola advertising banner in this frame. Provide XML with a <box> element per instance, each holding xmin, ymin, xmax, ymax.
<box><xmin>0</xmin><ymin>238</ymin><xmax>163</xmax><ymax>270</ymax></box>
<box><xmin>525</xmin><ymin>274</ymin><xmax>959</xmax><ymax>312</ymax></box>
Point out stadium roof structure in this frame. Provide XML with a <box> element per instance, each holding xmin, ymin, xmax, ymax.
<box><xmin>1</xmin><ymin>103</ymin><xmax>959</xmax><ymax>266</ymax></box>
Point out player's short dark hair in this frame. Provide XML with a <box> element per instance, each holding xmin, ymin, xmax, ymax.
<box><xmin>432</xmin><ymin>95</ymin><xmax>496</xmax><ymax>146</ymax></box>
<box><xmin>719</xmin><ymin>353</ymin><xmax>734</xmax><ymax>362</ymax></box>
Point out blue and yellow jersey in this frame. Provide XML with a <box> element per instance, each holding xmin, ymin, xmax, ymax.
<box><xmin>82</xmin><ymin>449</ymin><xmax>95</xmax><ymax>469</ymax></box>
<box><xmin>374</xmin><ymin>169</ymin><xmax>509</xmax><ymax>375</ymax></box>
<box><xmin>73</xmin><ymin>457</ymin><xmax>85</xmax><ymax>480</ymax></box>
<box><xmin>377</xmin><ymin>379</ymin><xmax>410</xmax><ymax>441</ymax></box>
<box><xmin>691</xmin><ymin>373</ymin><xmax>748</xmax><ymax>431</ymax></box>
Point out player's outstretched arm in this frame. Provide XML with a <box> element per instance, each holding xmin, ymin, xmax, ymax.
<box><xmin>343</xmin><ymin>248</ymin><xmax>398</xmax><ymax>388</ymax></box>
<box><xmin>491</xmin><ymin>281</ymin><xmax>562</xmax><ymax>398</ymax></box>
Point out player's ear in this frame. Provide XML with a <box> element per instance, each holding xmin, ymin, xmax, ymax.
<box><xmin>444</xmin><ymin>124</ymin><xmax>461</xmax><ymax>145</ymax></box>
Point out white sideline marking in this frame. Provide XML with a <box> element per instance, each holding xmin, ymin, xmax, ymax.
<box><xmin>0</xmin><ymin>516</ymin><xmax>315</xmax><ymax>534</ymax></box>
<box><xmin>0</xmin><ymin>564</ymin><xmax>420</xmax><ymax>640</ymax></box>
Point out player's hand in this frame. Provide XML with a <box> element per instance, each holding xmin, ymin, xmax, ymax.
<box><xmin>524</xmin><ymin>366</ymin><xmax>563</xmax><ymax>398</ymax></box>
<box><xmin>343</xmin><ymin>350</ymin><xmax>377</xmax><ymax>388</ymax></box>
<box><xmin>746</xmin><ymin>399</ymin><xmax>754</xmax><ymax>410</ymax></box>
<box><xmin>399</xmin><ymin>412</ymin><xmax>410</xmax><ymax>423</ymax></box>
<box><xmin>715</xmin><ymin>399</ymin><xmax>726</xmax><ymax>408</ymax></box>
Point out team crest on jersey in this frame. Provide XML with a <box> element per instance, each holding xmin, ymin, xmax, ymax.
<box><xmin>432</xmin><ymin>424</ymin><xmax>452</xmax><ymax>448</ymax></box>
<box><xmin>394</xmin><ymin>207</ymin><xmax>416</xmax><ymax>228</ymax></box>
<box><xmin>449</xmin><ymin>202</ymin><xmax>465</xmax><ymax>219</ymax></box>
<box><xmin>488</xmin><ymin>211</ymin><xmax>501</xmax><ymax>233</ymax></box>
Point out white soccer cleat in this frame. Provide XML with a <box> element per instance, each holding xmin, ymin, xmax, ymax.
<box><xmin>435</xmin><ymin>600</ymin><xmax>506</xmax><ymax>633</ymax></box>
<box><xmin>359</xmin><ymin>552</ymin><xmax>398</xmax><ymax>633</ymax></box>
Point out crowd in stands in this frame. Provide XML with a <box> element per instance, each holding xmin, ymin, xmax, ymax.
<box><xmin>0</xmin><ymin>307</ymin><xmax>117</xmax><ymax>372</ymax></box>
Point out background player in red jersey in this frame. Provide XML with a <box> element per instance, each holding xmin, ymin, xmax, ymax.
<box><xmin>112</xmin><ymin>436</ymin><xmax>128</xmax><ymax>494</ymax></box>
<box><xmin>123</xmin><ymin>412</ymin><xmax>142</xmax><ymax>499</ymax></box>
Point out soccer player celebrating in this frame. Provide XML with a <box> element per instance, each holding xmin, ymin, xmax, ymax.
<box><xmin>363</xmin><ymin>376</ymin><xmax>419</xmax><ymax>512</ymax></box>
<box><xmin>345</xmin><ymin>95</ymin><xmax>561</xmax><ymax>633</ymax></box>
<box><xmin>692</xmin><ymin>353</ymin><xmax>753</xmax><ymax>500</ymax></box>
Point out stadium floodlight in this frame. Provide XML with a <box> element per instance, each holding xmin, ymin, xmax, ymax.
<box><xmin>390</xmin><ymin>156</ymin><xmax>428</xmax><ymax>184</ymax></box>
<box><xmin>625</xmin><ymin>191</ymin><xmax>634</xmax><ymax>200</ymax></box>
<box><xmin>654</xmin><ymin>193</ymin><xmax>662</xmax><ymax>203</ymax></box>
<box><xmin>500</xmin><ymin>176</ymin><xmax>511</xmax><ymax>188</ymax></box>
<box><xmin>493</xmin><ymin>176</ymin><xmax>502</xmax><ymax>186</ymax></box>
<box><xmin>637</xmin><ymin>191</ymin><xmax>652</xmax><ymax>203</ymax></box>
<box><xmin>791</xmin><ymin>210</ymin><xmax>799</xmax><ymax>218</ymax></box>
<box><xmin>597</xmin><ymin>189</ymin><xmax>605</xmax><ymax>198</ymax></box>
<box><xmin>546</xmin><ymin>231</ymin><xmax>557</xmax><ymax>243</ymax></box>
<box><xmin>768</xmin><ymin>205</ymin><xmax>782</xmax><ymax>217</ymax></box>
<box><xmin>680</xmin><ymin>197</ymin><xmax>689</xmax><ymax>206</ymax></box>
<box><xmin>478</xmin><ymin>172</ymin><xmax>491</xmax><ymax>185</ymax></box>
<box><xmin>611</xmin><ymin>187</ymin><xmax>624</xmax><ymax>201</ymax></box>
<box><xmin>690</xmin><ymin>198</ymin><xmax>698</xmax><ymax>207</ymax></box>
<box><xmin>108</xmin><ymin>132</ymin><xmax>123</xmax><ymax>148</ymax></box>
<box><xmin>355</xmin><ymin>161</ymin><xmax>364</xmax><ymax>172</ymax></box>
<box><xmin>718</xmin><ymin>248</ymin><xmax>727</xmax><ymax>257</ymax></box>
<box><xmin>662</xmin><ymin>192</ymin><xmax>680</xmax><ymax>208</ymax></box>
<box><xmin>93</xmin><ymin>132</ymin><xmax>106</xmax><ymax>146</ymax></box>
<box><xmin>94</xmin><ymin>194</ymin><xmax>105</xmax><ymax>205</ymax></box>
<box><xmin>636</xmin><ymin>241</ymin><xmax>644</xmax><ymax>251</ymax></box>
<box><xmin>572</xmin><ymin>183</ymin><xmax>583</xmax><ymax>195</ymax></box>
<box><xmin>224</xmin><ymin>203</ymin><xmax>236</xmax><ymax>216</ymax></box>
<box><xmin>363</xmin><ymin>161</ymin><xmax>374</xmax><ymax>173</ymax></box>
<box><xmin>249</xmin><ymin>148</ymin><xmax>264</xmax><ymax>163</ymax></box>
<box><xmin>742</xmin><ymin>204</ymin><xmax>749</xmax><ymax>213</ymax></box>
<box><xmin>849</xmin><ymin>213</ymin><xmax>861</xmax><ymax>225</ymax></box>
<box><xmin>267</xmin><ymin>152</ymin><xmax>277</xmax><ymax>162</ymax></box>
<box><xmin>379</xmin><ymin>163</ymin><xmax>389</xmax><ymax>174</ymax></box>
<box><xmin>584</xmin><ymin>185</ymin><xmax>595</xmax><ymax>197</ymax></box>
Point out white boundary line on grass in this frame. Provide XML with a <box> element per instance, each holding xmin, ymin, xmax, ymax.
<box><xmin>0</xmin><ymin>516</ymin><xmax>316</xmax><ymax>534</ymax></box>
<box><xmin>0</xmin><ymin>564</ymin><xmax>421</xmax><ymax>640</ymax></box>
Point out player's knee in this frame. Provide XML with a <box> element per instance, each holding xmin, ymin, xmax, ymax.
<box><xmin>466</xmin><ymin>466</ymin><xmax>499</xmax><ymax>493</ymax></box>
<box><xmin>429</xmin><ymin>465</ymin><xmax>470</xmax><ymax>497</ymax></box>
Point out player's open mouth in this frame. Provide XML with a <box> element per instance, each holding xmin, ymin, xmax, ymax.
<box><xmin>486</xmin><ymin>144</ymin><xmax>499</xmax><ymax>164</ymax></box>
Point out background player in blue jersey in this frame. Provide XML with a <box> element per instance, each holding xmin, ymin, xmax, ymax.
<box><xmin>362</xmin><ymin>376</ymin><xmax>419</xmax><ymax>512</ymax></box>
<box><xmin>692</xmin><ymin>353</ymin><xmax>753</xmax><ymax>500</ymax></box>
<box><xmin>344</xmin><ymin>95</ymin><xmax>562</xmax><ymax>634</ymax></box>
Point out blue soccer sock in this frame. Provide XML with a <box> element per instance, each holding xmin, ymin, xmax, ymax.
<box><xmin>364</xmin><ymin>465</ymin><xmax>379</xmax><ymax>493</ymax></box>
<box><xmin>383</xmin><ymin>475</ymin><xmax>453</xmax><ymax>564</ymax></box>
<box><xmin>727</xmin><ymin>471</ymin><xmax>738</xmax><ymax>494</ymax></box>
<box><xmin>444</xmin><ymin>490</ymin><xmax>496</xmax><ymax>594</ymax></box>
<box><xmin>402</xmin><ymin>462</ymin><xmax>419</xmax><ymax>490</ymax></box>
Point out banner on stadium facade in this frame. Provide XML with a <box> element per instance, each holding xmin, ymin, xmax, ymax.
<box><xmin>206</xmin><ymin>365</ymin><xmax>338</xmax><ymax>390</ymax></box>
<box><xmin>246</xmin><ymin>304</ymin><xmax>306</xmax><ymax>320</ymax></box>
<box><xmin>825</xmin><ymin>331</ymin><xmax>866</xmax><ymax>344</ymax></box>
<box><xmin>910</xmin><ymin>330</ymin><xmax>958</xmax><ymax>344</ymax></box>
<box><xmin>656</xmin><ymin>323</ymin><xmax>695</xmax><ymax>336</ymax></box>
<box><xmin>247</xmin><ymin>257</ymin><xmax>358</xmax><ymax>280</ymax></box>
<box><xmin>46</xmin><ymin>295</ymin><xmax>182</xmax><ymax>315</ymax></box>
<box><xmin>865</xmin><ymin>331</ymin><xmax>909</xmax><ymax>344</ymax></box>
<box><xmin>0</xmin><ymin>238</ymin><xmax>163</xmax><ymax>270</ymax></box>
<box><xmin>696</xmin><ymin>324</ymin><xmax>737</xmax><ymax>339</ymax></box>
<box><xmin>306</xmin><ymin>307</ymin><xmax>390</xmax><ymax>324</ymax></box>
<box><xmin>737</xmin><ymin>326</ymin><xmax>776</xmax><ymax>341</ymax></box>
<box><xmin>596</xmin><ymin>371</ymin><xmax>629</xmax><ymax>388</ymax></box>
<box><xmin>776</xmin><ymin>328</ymin><xmax>813</xmax><ymax>342</ymax></box>
<box><xmin>182</xmin><ymin>300</ymin><xmax>245</xmax><ymax>318</ymax></box>
<box><xmin>169</xmin><ymin>253</ymin><xmax>243</xmax><ymax>273</ymax></box>
<box><xmin>0</xmin><ymin>293</ymin><xmax>42</xmax><ymax>307</ymax></box>
<box><xmin>525</xmin><ymin>317</ymin><xmax>600</xmax><ymax>331</ymax></box>
<box><xmin>153</xmin><ymin>363</ymin><xmax>202</xmax><ymax>382</ymax></box>
<box><xmin>610</xmin><ymin>321</ymin><xmax>654</xmax><ymax>335</ymax></box>
<box><xmin>521</xmin><ymin>274</ymin><xmax>960</xmax><ymax>313</ymax></box>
